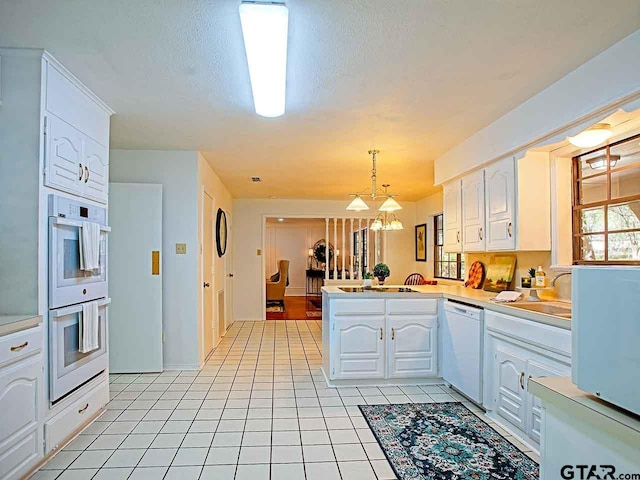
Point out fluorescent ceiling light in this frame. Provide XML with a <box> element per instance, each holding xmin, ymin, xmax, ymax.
<box><xmin>568</xmin><ymin>123</ymin><xmax>613</xmax><ymax>148</ymax></box>
<box><xmin>239</xmin><ymin>2</ymin><xmax>289</xmax><ymax>117</ymax></box>
<box><xmin>379</xmin><ymin>196</ymin><xmax>402</xmax><ymax>212</ymax></box>
<box><xmin>346</xmin><ymin>195</ymin><xmax>370</xmax><ymax>211</ymax></box>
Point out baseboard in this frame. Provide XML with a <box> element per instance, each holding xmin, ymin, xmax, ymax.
<box><xmin>233</xmin><ymin>318</ymin><xmax>265</xmax><ymax>322</ymax></box>
<box><xmin>163</xmin><ymin>363</ymin><xmax>200</xmax><ymax>371</ymax></box>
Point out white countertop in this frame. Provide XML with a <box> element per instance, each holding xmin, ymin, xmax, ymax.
<box><xmin>529</xmin><ymin>377</ymin><xmax>640</xmax><ymax>435</ymax></box>
<box><xmin>0</xmin><ymin>314</ymin><xmax>43</xmax><ymax>337</ymax></box>
<box><xmin>322</xmin><ymin>284</ymin><xmax>571</xmax><ymax>329</ymax></box>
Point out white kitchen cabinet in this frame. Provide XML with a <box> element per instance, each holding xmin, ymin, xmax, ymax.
<box><xmin>83</xmin><ymin>137</ymin><xmax>109</xmax><ymax>203</ymax></box>
<box><xmin>443</xmin><ymin>181</ymin><xmax>462</xmax><ymax>253</ymax></box>
<box><xmin>485</xmin><ymin>157</ymin><xmax>516</xmax><ymax>250</ymax></box>
<box><xmin>332</xmin><ymin>316</ymin><xmax>385</xmax><ymax>380</ymax></box>
<box><xmin>325</xmin><ymin>297</ymin><xmax>439</xmax><ymax>382</ymax></box>
<box><xmin>44</xmin><ymin>115</ymin><xmax>85</xmax><ymax>196</ymax></box>
<box><xmin>462</xmin><ymin>170</ymin><xmax>485</xmax><ymax>251</ymax></box>
<box><xmin>387</xmin><ymin>315</ymin><xmax>437</xmax><ymax>378</ymax></box>
<box><xmin>485</xmin><ymin>310</ymin><xmax>571</xmax><ymax>448</ymax></box>
<box><xmin>441</xmin><ymin>151</ymin><xmax>550</xmax><ymax>254</ymax></box>
<box><xmin>0</xmin><ymin>326</ymin><xmax>43</xmax><ymax>480</ymax></box>
<box><xmin>494</xmin><ymin>344</ymin><xmax>527</xmax><ymax>432</ymax></box>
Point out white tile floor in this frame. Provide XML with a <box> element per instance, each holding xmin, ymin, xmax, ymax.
<box><xmin>32</xmin><ymin>320</ymin><xmax>538</xmax><ymax>480</ymax></box>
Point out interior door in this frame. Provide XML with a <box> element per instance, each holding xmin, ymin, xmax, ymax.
<box><xmin>108</xmin><ymin>183</ymin><xmax>163</xmax><ymax>372</ymax></box>
<box><xmin>224</xmin><ymin>212</ymin><xmax>234</xmax><ymax>334</ymax></box>
<box><xmin>494</xmin><ymin>344</ymin><xmax>527</xmax><ymax>432</ymax></box>
<box><xmin>462</xmin><ymin>170</ymin><xmax>486</xmax><ymax>251</ymax></box>
<box><xmin>202</xmin><ymin>192</ymin><xmax>215</xmax><ymax>358</ymax></box>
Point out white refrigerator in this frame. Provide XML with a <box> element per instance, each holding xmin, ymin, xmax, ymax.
<box><xmin>572</xmin><ymin>266</ymin><xmax>640</xmax><ymax>416</ymax></box>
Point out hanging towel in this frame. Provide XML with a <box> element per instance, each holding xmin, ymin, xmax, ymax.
<box><xmin>79</xmin><ymin>301</ymin><xmax>99</xmax><ymax>353</ymax></box>
<box><xmin>80</xmin><ymin>221</ymin><xmax>101</xmax><ymax>271</ymax></box>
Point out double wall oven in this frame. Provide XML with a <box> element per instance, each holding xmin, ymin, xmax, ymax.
<box><xmin>49</xmin><ymin>195</ymin><xmax>111</xmax><ymax>402</ymax></box>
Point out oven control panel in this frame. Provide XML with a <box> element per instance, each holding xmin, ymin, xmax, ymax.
<box><xmin>48</xmin><ymin>194</ymin><xmax>107</xmax><ymax>225</ymax></box>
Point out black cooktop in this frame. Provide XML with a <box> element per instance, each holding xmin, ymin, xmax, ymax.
<box><xmin>339</xmin><ymin>287</ymin><xmax>417</xmax><ymax>293</ymax></box>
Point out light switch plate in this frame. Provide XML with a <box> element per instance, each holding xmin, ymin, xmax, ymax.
<box><xmin>176</xmin><ymin>243</ymin><xmax>187</xmax><ymax>254</ymax></box>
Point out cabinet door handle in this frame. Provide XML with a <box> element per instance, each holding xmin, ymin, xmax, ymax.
<box><xmin>78</xmin><ymin>403</ymin><xmax>89</xmax><ymax>414</ymax></box>
<box><xmin>391</xmin><ymin>328</ymin><xmax>395</xmax><ymax>340</ymax></box>
<box><xmin>479</xmin><ymin>227</ymin><xmax>483</xmax><ymax>241</ymax></box>
<box><xmin>507</xmin><ymin>222</ymin><xmax>512</xmax><ymax>238</ymax></box>
<box><xmin>78</xmin><ymin>163</ymin><xmax>84</xmax><ymax>181</ymax></box>
<box><xmin>456</xmin><ymin>231</ymin><xmax>460</xmax><ymax>243</ymax></box>
<box><xmin>85</xmin><ymin>166</ymin><xmax>89</xmax><ymax>183</ymax></box>
<box><xmin>519</xmin><ymin>371</ymin><xmax>525</xmax><ymax>390</ymax></box>
<box><xmin>10</xmin><ymin>341</ymin><xmax>28</xmax><ymax>352</ymax></box>
<box><xmin>379</xmin><ymin>328</ymin><xmax>383</xmax><ymax>340</ymax></box>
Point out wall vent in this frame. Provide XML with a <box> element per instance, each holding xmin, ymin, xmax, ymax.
<box><xmin>250</xmin><ymin>176</ymin><xmax>261</xmax><ymax>182</ymax></box>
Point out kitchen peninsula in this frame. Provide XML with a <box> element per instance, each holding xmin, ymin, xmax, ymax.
<box><xmin>321</xmin><ymin>283</ymin><xmax>573</xmax><ymax>451</ymax></box>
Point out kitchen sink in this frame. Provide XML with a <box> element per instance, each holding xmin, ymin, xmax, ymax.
<box><xmin>508</xmin><ymin>302</ymin><xmax>572</xmax><ymax>318</ymax></box>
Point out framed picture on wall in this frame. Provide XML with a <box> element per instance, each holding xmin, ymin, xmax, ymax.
<box><xmin>415</xmin><ymin>223</ymin><xmax>427</xmax><ymax>262</ymax></box>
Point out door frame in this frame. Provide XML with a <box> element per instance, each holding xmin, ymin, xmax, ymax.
<box><xmin>224</xmin><ymin>211</ymin><xmax>233</xmax><ymax>335</ymax></box>
<box><xmin>200</xmin><ymin>187</ymin><xmax>216</xmax><ymax>365</ymax></box>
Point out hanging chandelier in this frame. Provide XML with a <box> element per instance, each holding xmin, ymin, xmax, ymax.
<box><xmin>346</xmin><ymin>150</ymin><xmax>403</xmax><ymax>231</ymax></box>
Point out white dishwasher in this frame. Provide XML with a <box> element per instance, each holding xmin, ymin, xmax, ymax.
<box><xmin>442</xmin><ymin>300</ymin><xmax>484</xmax><ymax>404</ymax></box>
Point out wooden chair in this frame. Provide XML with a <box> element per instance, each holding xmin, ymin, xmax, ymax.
<box><xmin>404</xmin><ymin>273</ymin><xmax>427</xmax><ymax>285</ymax></box>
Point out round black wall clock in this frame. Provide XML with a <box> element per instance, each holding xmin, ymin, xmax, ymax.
<box><xmin>216</xmin><ymin>208</ymin><xmax>227</xmax><ymax>257</ymax></box>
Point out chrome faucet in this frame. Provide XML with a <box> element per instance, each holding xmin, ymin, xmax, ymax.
<box><xmin>551</xmin><ymin>271</ymin><xmax>572</xmax><ymax>287</ymax></box>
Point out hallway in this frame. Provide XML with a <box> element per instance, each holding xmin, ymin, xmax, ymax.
<box><xmin>34</xmin><ymin>320</ymin><xmax>537</xmax><ymax>479</ymax></box>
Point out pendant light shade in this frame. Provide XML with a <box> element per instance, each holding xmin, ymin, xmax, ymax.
<box><xmin>370</xmin><ymin>218</ymin><xmax>383</xmax><ymax>231</ymax></box>
<box><xmin>346</xmin><ymin>195</ymin><xmax>369</xmax><ymax>211</ymax></box>
<box><xmin>568</xmin><ymin>123</ymin><xmax>613</xmax><ymax>148</ymax></box>
<box><xmin>379</xmin><ymin>196</ymin><xmax>402</xmax><ymax>212</ymax></box>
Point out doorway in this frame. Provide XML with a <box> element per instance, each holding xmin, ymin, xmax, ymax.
<box><xmin>202</xmin><ymin>191</ymin><xmax>215</xmax><ymax>360</ymax></box>
<box><xmin>263</xmin><ymin>217</ymin><xmax>334</xmax><ymax>320</ymax></box>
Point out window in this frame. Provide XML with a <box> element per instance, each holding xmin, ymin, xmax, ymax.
<box><xmin>434</xmin><ymin>214</ymin><xmax>464</xmax><ymax>280</ymax></box>
<box><xmin>573</xmin><ymin>133</ymin><xmax>640</xmax><ymax>264</ymax></box>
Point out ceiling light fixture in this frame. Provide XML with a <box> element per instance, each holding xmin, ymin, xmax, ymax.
<box><xmin>239</xmin><ymin>2</ymin><xmax>289</xmax><ymax>118</ymax></box>
<box><xmin>568</xmin><ymin>123</ymin><xmax>613</xmax><ymax>148</ymax></box>
<box><xmin>346</xmin><ymin>150</ymin><xmax>403</xmax><ymax>231</ymax></box>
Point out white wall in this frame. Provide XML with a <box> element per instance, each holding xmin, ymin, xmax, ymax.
<box><xmin>110</xmin><ymin>150</ymin><xmax>200</xmax><ymax>370</ymax></box>
<box><xmin>233</xmin><ymin>199</ymin><xmax>416</xmax><ymax>321</ymax></box>
<box><xmin>413</xmin><ymin>192</ymin><xmax>444</xmax><ymax>279</ymax></box>
<box><xmin>434</xmin><ymin>30</ymin><xmax>640</xmax><ymax>185</ymax></box>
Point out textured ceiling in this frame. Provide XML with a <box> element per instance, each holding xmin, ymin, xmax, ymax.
<box><xmin>1</xmin><ymin>0</ymin><xmax>639</xmax><ymax>201</ymax></box>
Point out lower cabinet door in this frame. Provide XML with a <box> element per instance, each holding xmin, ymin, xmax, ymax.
<box><xmin>332</xmin><ymin>316</ymin><xmax>385</xmax><ymax>380</ymax></box>
<box><xmin>0</xmin><ymin>354</ymin><xmax>43</xmax><ymax>480</ymax></box>
<box><xmin>387</xmin><ymin>315</ymin><xmax>437</xmax><ymax>378</ymax></box>
<box><xmin>494</xmin><ymin>344</ymin><xmax>527</xmax><ymax>433</ymax></box>
<box><xmin>526</xmin><ymin>358</ymin><xmax>570</xmax><ymax>444</ymax></box>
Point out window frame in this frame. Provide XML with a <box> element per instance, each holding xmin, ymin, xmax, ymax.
<box><xmin>434</xmin><ymin>214</ymin><xmax>464</xmax><ymax>280</ymax></box>
<box><xmin>572</xmin><ymin>133</ymin><xmax>640</xmax><ymax>265</ymax></box>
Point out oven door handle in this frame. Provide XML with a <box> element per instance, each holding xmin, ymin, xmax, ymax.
<box><xmin>51</xmin><ymin>217</ymin><xmax>111</xmax><ymax>233</ymax></box>
<box><xmin>51</xmin><ymin>298</ymin><xmax>111</xmax><ymax>318</ymax></box>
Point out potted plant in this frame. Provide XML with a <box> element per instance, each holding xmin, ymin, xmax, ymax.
<box><xmin>521</xmin><ymin>267</ymin><xmax>536</xmax><ymax>288</ymax></box>
<box><xmin>373</xmin><ymin>263</ymin><xmax>391</xmax><ymax>285</ymax></box>
<box><xmin>363</xmin><ymin>272</ymin><xmax>373</xmax><ymax>289</ymax></box>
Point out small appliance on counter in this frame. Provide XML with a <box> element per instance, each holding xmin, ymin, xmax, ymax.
<box><xmin>572</xmin><ymin>266</ymin><xmax>640</xmax><ymax>416</ymax></box>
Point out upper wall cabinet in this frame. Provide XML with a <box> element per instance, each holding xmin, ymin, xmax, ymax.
<box><xmin>442</xmin><ymin>152</ymin><xmax>550</xmax><ymax>253</ymax></box>
<box><xmin>443</xmin><ymin>181</ymin><xmax>462</xmax><ymax>252</ymax></box>
<box><xmin>485</xmin><ymin>157</ymin><xmax>516</xmax><ymax>250</ymax></box>
<box><xmin>462</xmin><ymin>170</ymin><xmax>486</xmax><ymax>252</ymax></box>
<box><xmin>43</xmin><ymin>59</ymin><xmax>112</xmax><ymax>204</ymax></box>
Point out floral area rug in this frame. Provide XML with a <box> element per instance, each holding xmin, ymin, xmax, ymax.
<box><xmin>359</xmin><ymin>402</ymin><xmax>539</xmax><ymax>480</ymax></box>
